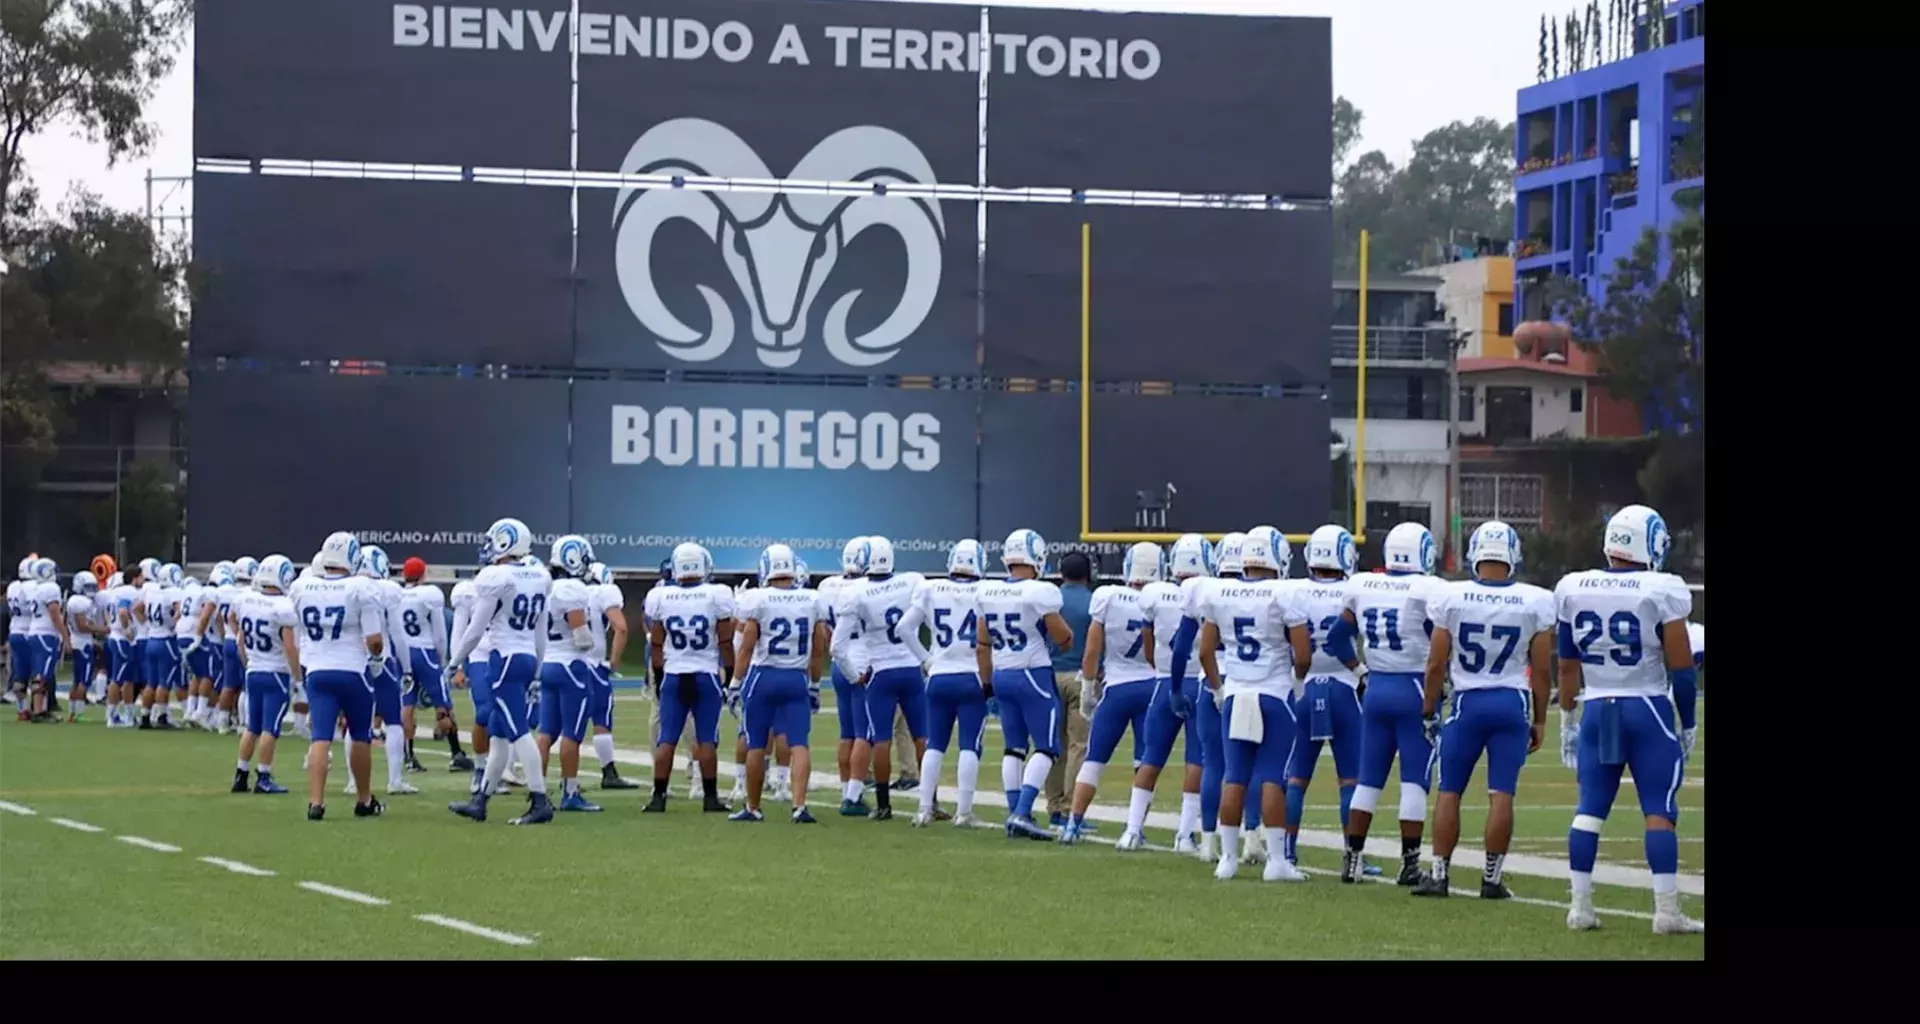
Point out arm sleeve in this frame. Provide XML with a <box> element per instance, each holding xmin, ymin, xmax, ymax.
<box><xmin>828</xmin><ymin>594</ymin><xmax>859</xmax><ymax>677</ymax></box>
<box><xmin>355</xmin><ymin>583</ymin><xmax>383</xmax><ymax>643</ymax></box>
<box><xmin>430</xmin><ymin>593</ymin><xmax>449</xmax><ymax>663</ymax></box>
<box><xmin>450</xmin><ymin>584</ymin><xmax>497</xmax><ymax>666</ymax></box>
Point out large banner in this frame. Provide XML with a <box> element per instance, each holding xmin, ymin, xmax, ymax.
<box><xmin>980</xmin><ymin>391</ymin><xmax>1331</xmax><ymax>563</ymax></box>
<box><xmin>569</xmin><ymin>380</ymin><xmax>977</xmax><ymax>571</ymax></box>
<box><xmin>193</xmin><ymin>175</ymin><xmax>574</xmax><ymax>365</ymax></box>
<box><xmin>982</xmin><ymin>7</ymin><xmax>1331</xmax><ymax>197</ymax></box>
<box><xmin>188</xmin><ymin>372</ymin><xmax>571</xmax><ymax>564</ymax></box>
<box><xmin>983</xmin><ymin>204</ymin><xmax>1331</xmax><ymax>385</ymax></box>
<box><xmin>195</xmin><ymin>0</ymin><xmax>571</xmax><ymax>166</ymax></box>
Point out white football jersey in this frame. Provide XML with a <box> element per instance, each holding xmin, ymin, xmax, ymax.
<box><xmin>1430</xmin><ymin>579</ymin><xmax>1555</xmax><ymax>692</ymax></box>
<box><xmin>1685</xmin><ymin>620</ymin><xmax>1704</xmax><ymax>661</ymax></box>
<box><xmin>22</xmin><ymin>580</ymin><xmax>60</xmax><ymax>637</ymax></box>
<box><xmin>372</xmin><ymin>578</ymin><xmax>412</xmax><ymax>666</ymax></box>
<box><xmin>1344</xmin><ymin>572</ymin><xmax>1442</xmax><ymax>675</ymax></box>
<box><xmin>174</xmin><ymin>586</ymin><xmax>203</xmax><ymax>639</ymax></box>
<box><xmin>911</xmin><ymin>577</ymin><xmax>984</xmax><ymax>676</ymax></box>
<box><xmin>975</xmin><ymin>577</ymin><xmax>1063</xmax><ymax>673</ymax></box>
<box><xmin>470</xmin><ymin>563</ymin><xmax>553</xmax><ymax>659</ymax></box>
<box><xmin>837</xmin><ymin>572</ymin><xmax>927</xmax><ymax>673</ymax></box>
<box><xmin>211</xmin><ymin>583</ymin><xmax>244</xmax><ymax>642</ymax></box>
<box><xmin>1145</xmin><ymin>576</ymin><xmax>1207</xmax><ymax>681</ymax></box>
<box><xmin>1197</xmin><ymin>578</ymin><xmax>1304</xmax><ymax>695</ymax></box>
<box><xmin>400</xmin><ymin>583</ymin><xmax>448</xmax><ymax>658</ymax></box>
<box><xmin>1293</xmin><ymin>576</ymin><xmax>1359</xmax><ymax>687</ymax></box>
<box><xmin>1088</xmin><ymin>583</ymin><xmax>1159</xmax><ymax>686</ymax></box>
<box><xmin>67</xmin><ymin>593</ymin><xmax>97</xmax><ymax>645</ymax></box>
<box><xmin>588</xmin><ymin>582</ymin><xmax>624</xmax><ymax>665</ymax></box>
<box><xmin>543</xmin><ymin>576</ymin><xmax>593</xmax><ymax>665</ymax></box>
<box><xmin>741</xmin><ymin>585</ymin><xmax>829</xmax><ymax>671</ymax></box>
<box><xmin>5</xmin><ymin>581</ymin><xmax>23</xmax><ymax>636</ymax></box>
<box><xmin>1552</xmin><ymin>569</ymin><xmax>1692</xmax><ymax>701</ymax></box>
<box><xmin>138</xmin><ymin>583</ymin><xmax>177</xmax><ymax>639</ymax></box>
<box><xmin>642</xmin><ymin>581</ymin><xmax>734</xmax><ymax>675</ymax></box>
<box><xmin>731</xmin><ymin>585</ymin><xmax>755</xmax><ymax>663</ymax></box>
<box><xmin>816</xmin><ymin>574</ymin><xmax>867</xmax><ymax>678</ymax></box>
<box><xmin>234</xmin><ymin>591</ymin><xmax>299</xmax><ymax>674</ymax></box>
<box><xmin>107</xmin><ymin>583</ymin><xmax>138</xmax><ymax>641</ymax></box>
<box><xmin>289</xmin><ymin>573</ymin><xmax>384</xmax><ymax>673</ymax></box>
<box><xmin>450</xmin><ymin>579</ymin><xmax>489</xmax><ymax>661</ymax></box>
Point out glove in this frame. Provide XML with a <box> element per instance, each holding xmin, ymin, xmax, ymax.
<box><xmin>808</xmin><ymin>684</ymin><xmax>821</xmax><ymax>713</ymax></box>
<box><xmin>1168</xmin><ymin>685</ymin><xmax>1193</xmax><ymax>721</ymax></box>
<box><xmin>366</xmin><ymin>656</ymin><xmax>386</xmax><ymax>680</ymax></box>
<box><xmin>1559</xmin><ymin>708</ymin><xmax>1579</xmax><ymax>770</ymax></box>
<box><xmin>985</xmin><ymin>696</ymin><xmax>1000</xmax><ymax>719</ymax></box>
<box><xmin>724</xmin><ymin>683</ymin><xmax>742</xmax><ymax>713</ymax></box>
<box><xmin>1078</xmin><ymin>684</ymin><xmax>1099</xmax><ymax>721</ymax></box>
<box><xmin>1423</xmin><ymin>709</ymin><xmax>1443</xmax><ymax>746</ymax></box>
<box><xmin>184</xmin><ymin>637</ymin><xmax>203</xmax><ymax>657</ymax></box>
<box><xmin>1680</xmin><ymin>727</ymin><xmax>1696</xmax><ymax>763</ymax></box>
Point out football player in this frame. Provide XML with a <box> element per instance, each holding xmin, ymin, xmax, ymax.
<box><xmin>291</xmin><ymin>532</ymin><xmax>388</xmax><ymax>821</ymax></box>
<box><xmin>730</xmin><ymin>544</ymin><xmax>828</xmax><ymax>822</ymax></box>
<box><xmin>1061</xmin><ymin>542</ymin><xmax>1163</xmax><ymax>845</ymax></box>
<box><xmin>817</xmin><ymin>537</ymin><xmax>872</xmax><ymax>814</ymax></box>
<box><xmin>898</xmin><ymin>540</ymin><xmax>987</xmax><ymax>827</ymax></box>
<box><xmin>64</xmin><ymin>570</ymin><xmax>104</xmax><ymax>722</ymax></box>
<box><xmin>1555</xmin><ymin>505</ymin><xmax>1703</xmax><ymax>934</ymax></box>
<box><xmin>1411</xmin><ymin>522</ymin><xmax>1552</xmax><ymax>900</ymax></box>
<box><xmin>537</xmin><ymin>535</ymin><xmax>603</xmax><ymax>812</ymax></box>
<box><xmin>1281</xmin><ymin>525</ymin><xmax>1367</xmax><ymax>869</ymax></box>
<box><xmin>352</xmin><ymin>546</ymin><xmax>416</xmax><ymax>797</ymax></box>
<box><xmin>1124</xmin><ymin>534</ymin><xmax>1212</xmax><ymax>853</ymax></box>
<box><xmin>640</xmin><ymin>543</ymin><xmax>734</xmax><ymax>814</ymax></box>
<box><xmin>584</xmin><ymin>561</ymin><xmax>637</xmax><ymax>790</ymax></box>
<box><xmin>447</xmin><ymin>519</ymin><xmax>556</xmax><ymax>825</ymax></box>
<box><xmin>974</xmin><ymin>529</ymin><xmax>1075</xmax><ymax>841</ymax></box>
<box><xmin>232</xmin><ymin>555</ymin><xmax>301</xmax><ymax>795</ymax></box>
<box><xmin>400</xmin><ymin>556</ymin><xmax>470</xmax><ymax>771</ymax></box>
<box><xmin>827</xmin><ymin>535</ymin><xmax>930</xmax><ymax>821</ymax></box>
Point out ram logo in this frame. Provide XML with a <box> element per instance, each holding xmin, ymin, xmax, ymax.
<box><xmin>611</xmin><ymin>118</ymin><xmax>946</xmax><ymax>369</ymax></box>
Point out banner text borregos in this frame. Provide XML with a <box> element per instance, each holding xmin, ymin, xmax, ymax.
<box><xmin>390</xmin><ymin>5</ymin><xmax>1161</xmax><ymax>80</ymax></box>
<box><xmin>609</xmin><ymin>405</ymin><xmax>940</xmax><ymax>472</ymax></box>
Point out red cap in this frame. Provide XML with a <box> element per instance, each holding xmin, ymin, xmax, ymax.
<box><xmin>403</xmin><ymin>557</ymin><xmax>427</xmax><ymax>581</ymax></box>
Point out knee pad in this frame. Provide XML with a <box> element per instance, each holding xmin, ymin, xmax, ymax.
<box><xmin>1572</xmin><ymin>813</ymin><xmax>1605</xmax><ymax>835</ymax></box>
<box><xmin>1397</xmin><ymin>784</ymin><xmax>1427</xmax><ymax>824</ymax></box>
<box><xmin>1005</xmin><ymin>746</ymin><xmax>1029</xmax><ymax>761</ymax></box>
<box><xmin>1349</xmin><ymin>784</ymin><xmax>1382</xmax><ymax>816</ymax></box>
<box><xmin>1075</xmin><ymin>761</ymin><xmax>1105</xmax><ymax>788</ymax></box>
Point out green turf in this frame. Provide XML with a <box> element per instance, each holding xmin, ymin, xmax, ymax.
<box><xmin>0</xmin><ymin>702</ymin><xmax>1702</xmax><ymax>960</ymax></box>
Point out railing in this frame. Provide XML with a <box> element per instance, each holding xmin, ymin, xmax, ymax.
<box><xmin>1460</xmin><ymin>472</ymin><xmax>1545</xmax><ymax>524</ymax></box>
<box><xmin>1328</xmin><ymin>399</ymin><xmax>1448</xmax><ymax>422</ymax></box>
<box><xmin>1330</xmin><ymin>325</ymin><xmax>1455</xmax><ymax>363</ymax></box>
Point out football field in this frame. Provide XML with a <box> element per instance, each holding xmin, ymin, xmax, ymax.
<box><xmin>0</xmin><ymin>694</ymin><xmax>1704</xmax><ymax>960</ymax></box>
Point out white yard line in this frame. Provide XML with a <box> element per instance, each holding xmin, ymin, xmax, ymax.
<box><xmin>297</xmin><ymin>880</ymin><xmax>389</xmax><ymax>906</ymax></box>
<box><xmin>408</xmin><ymin>725</ymin><xmax>1705</xmax><ymax>898</ymax></box>
<box><xmin>49</xmin><ymin>817</ymin><xmax>103</xmax><ymax>833</ymax></box>
<box><xmin>200</xmin><ymin>856</ymin><xmax>276</xmax><ymax>876</ymax></box>
<box><xmin>115</xmin><ymin>835</ymin><xmax>180</xmax><ymax>852</ymax></box>
<box><xmin>0</xmin><ymin>799</ymin><xmax>37</xmax><ymax>815</ymax></box>
<box><xmin>414</xmin><ymin>913</ymin><xmax>535</xmax><ymax>946</ymax></box>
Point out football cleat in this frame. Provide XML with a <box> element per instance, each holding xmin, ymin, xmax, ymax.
<box><xmin>559</xmin><ymin>791</ymin><xmax>602</xmax><ymax>813</ymax></box>
<box><xmin>1115</xmin><ymin>831</ymin><xmax>1146</xmax><ymax>852</ymax></box>
<box><xmin>1263</xmin><ymin>859</ymin><xmax>1309</xmax><ymax>883</ymax></box>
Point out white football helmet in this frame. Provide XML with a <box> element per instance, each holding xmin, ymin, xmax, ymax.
<box><xmin>356</xmin><ymin>545</ymin><xmax>390</xmax><ymax>579</ymax></box>
<box><xmin>841</xmin><ymin>536</ymin><xmax>872</xmax><ymax>576</ymax></box>
<box><xmin>1245</xmin><ymin>525</ymin><xmax>1292</xmax><ymax>578</ymax></box>
<box><xmin>1215</xmin><ymin>532</ymin><xmax>1248</xmax><ymax>576</ymax></box>
<box><xmin>233</xmin><ymin>556</ymin><xmax>260</xmax><ymax>583</ymax></box>
<box><xmin>1383</xmin><ymin>522</ymin><xmax>1437</xmax><ymax>575</ymax></box>
<box><xmin>1001</xmin><ymin>529</ymin><xmax>1047</xmax><ymax>571</ymax></box>
<box><xmin>1123</xmin><ymin>542</ymin><xmax>1165</xmax><ymax>584</ymax></box>
<box><xmin>793</xmin><ymin>558</ymin><xmax>810</xmax><ymax>583</ymax></box>
<box><xmin>947</xmin><ymin>539</ymin><xmax>985</xmax><ymax>579</ymax></box>
<box><xmin>257</xmin><ymin>554</ymin><xmax>297</xmax><ymax>593</ymax></box>
<box><xmin>550</xmin><ymin>535</ymin><xmax>595</xmax><ymax>578</ymax></box>
<box><xmin>1466</xmin><ymin>521</ymin><xmax>1522</xmax><ymax>579</ymax></box>
<box><xmin>1168</xmin><ymin>534</ymin><xmax>1212</xmax><ymax>579</ymax></box>
<box><xmin>317</xmin><ymin>532</ymin><xmax>360</xmax><ymax>572</ymax></box>
<box><xmin>72</xmin><ymin>570</ymin><xmax>98</xmax><ymax>595</ymax></box>
<box><xmin>137</xmin><ymin>557</ymin><xmax>161</xmax><ymax>583</ymax></box>
<box><xmin>588</xmin><ymin>561</ymin><xmax>613</xmax><ymax>586</ymax></box>
<box><xmin>866</xmin><ymin>536</ymin><xmax>897</xmax><ymax>575</ymax></box>
<box><xmin>27</xmin><ymin>557</ymin><xmax>55</xmax><ymax>584</ymax></box>
<box><xmin>1305</xmin><ymin>525</ymin><xmax>1357</xmax><ymax>576</ymax></box>
<box><xmin>1603</xmin><ymin>504</ymin><xmax>1670</xmax><ymax>571</ymax></box>
<box><xmin>1240</xmin><ymin>531</ymin><xmax>1283</xmax><ymax>573</ymax></box>
<box><xmin>759</xmin><ymin>543</ymin><xmax>798</xmax><ymax>583</ymax></box>
<box><xmin>15</xmin><ymin>556</ymin><xmax>32</xmax><ymax>580</ymax></box>
<box><xmin>484</xmin><ymin>517</ymin><xmax>533</xmax><ymax>562</ymax></box>
<box><xmin>670</xmin><ymin>542</ymin><xmax>710</xmax><ymax>583</ymax></box>
<box><xmin>209</xmin><ymin>561</ymin><xmax>236</xmax><ymax>587</ymax></box>
<box><xmin>161</xmin><ymin>563</ymin><xmax>184</xmax><ymax>587</ymax></box>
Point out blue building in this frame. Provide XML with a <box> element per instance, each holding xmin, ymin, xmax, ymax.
<box><xmin>1511</xmin><ymin>0</ymin><xmax>1704</xmax><ymax>324</ymax></box>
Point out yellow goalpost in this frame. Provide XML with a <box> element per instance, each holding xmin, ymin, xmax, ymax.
<box><xmin>1077</xmin><ymin>222</ymin><xmax>1369</xmax><ymax>547</ymax></box>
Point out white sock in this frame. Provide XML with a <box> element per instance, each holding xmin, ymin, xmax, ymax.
<box><xmin>237</xmin><ymin>758</ymin><xmax>249</xmax><ymax>772</ymax></box>
<box><xmin>145</xmin><ymin>704</ymin><xmax>157</xmax><ymax>722</ymax></box>
<box><xmin>1220</xmin><ymin>824</ymin><xmax>1242</xmax><ymax>863</ymax></box>
<box><xmin>1001</xmin><ymin>754</ymin><xmax>1022</xmax><ymax>798</ymax></box>
<box><xmin>919</xmin><ymin>748</ymin><xmax>944</xmax><ymax>805</ymax></box>
<box><xmin>385</xmin><ymin>724</ymin><xmax>406</xmax><ymax>785</ymax></box>
<box><xmin>1126</xmin><ymin>786</ymin><xmax>1154</xmax><ymax>834</ymax></box>
<box><xmin>481</xmin><ymin>742</ymin><xmax>512</xmax><ymax>794</ymax></box>
<box><xmin>956</xmin><ymin>750</ymin><xmax>980</xmax><ymax>816</ymax></box>
<box><xmin>1266</xmin><ymin>828</ymin><xmax>1290</xmax><ymax>869</ymax></box>
<box><xmin>1020</xmin><ymin>752</ymin><xmax>1052</xmax><ymax>795</ymax></box>
<box><xmin>1179</xmin><ymin>792</ymin><xmax>1201</xmax><ymax>836</ymax></box>
<box><xmin>1651</xmin><ymin>873</ymin><xmax>1678</xmax><ymax>896</ymax></box>
<box><xmin>593</xmin><ymin>733</ymin><xmax>616</xmax><ymax>769</ymax></box>
<box><xmin>689</xmin><ymin>760</ymin><xmax>703</xmax><ymax>786</ymax></box>
<box><xmin>843</xmin><ymin>779</ymin><xmax>864</xmax><ymax>802</ymax></box>
<box><xmin>1570</xmin><ymin>871</ymin><xmax>1594</xmax><ymax>897</ymax></box>
<box><xmin>510</xmin><ymin>733</ymin><xmax>547</xmax><ymax>794</ymax></box>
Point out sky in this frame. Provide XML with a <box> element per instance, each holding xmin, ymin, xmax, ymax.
<box><xmin>19</xmin><ymin>0</ymin><xmax>1569</xmax><ymax>218</ymax></box>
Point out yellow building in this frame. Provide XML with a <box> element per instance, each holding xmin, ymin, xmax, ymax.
<box><xmin>1409</xmin><ymin>255</ymin><xmax>1516</xmax><ymax>358</ymax></box>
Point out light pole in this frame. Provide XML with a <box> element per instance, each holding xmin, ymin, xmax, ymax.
<box><xmin>1447</xmin><ymin>329</ymin><xmax>1470</xmax><ymax>571</ymax></box>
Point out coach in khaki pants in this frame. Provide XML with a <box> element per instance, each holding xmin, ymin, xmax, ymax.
<box><xmin>1043</xmin><ymin>552</ymin><xmax>1096</xmax><ymax>821</ymax></box>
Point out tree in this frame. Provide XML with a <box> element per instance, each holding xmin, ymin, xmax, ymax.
<box><xmin>1538</xmin><ymin>16</ymin><xmax>1549</xmax><ymax>82</ymax></box>
<box><xmin>1</xmin><ymin>0</ymin><xmax>192</xmax><ymax>232</ymax></box>
<box><xmin>1332</xmin><ymin>96</ymin><xmax>1363</xmax><ymax>176</ymax></box>
<box><xmin>1333</xmin><ymin>117</ymin><xmax>1516</xmax><ymax>273</ymax></box>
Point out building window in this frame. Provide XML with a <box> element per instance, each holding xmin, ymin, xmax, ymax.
<box><xmin>1496</xmin><ymin>302</ymin><xmax>1515</xmax><ymax>336</ymax></box>
<box><xmin>1459</xmin><ymin>386</ymin><xmax>1476</xmax><ymax>422</ymax></box>
<box><xmin>1570</xmin><ymin>387</ymin><xmax>1584</xmax><ymax>413</ymax></box>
